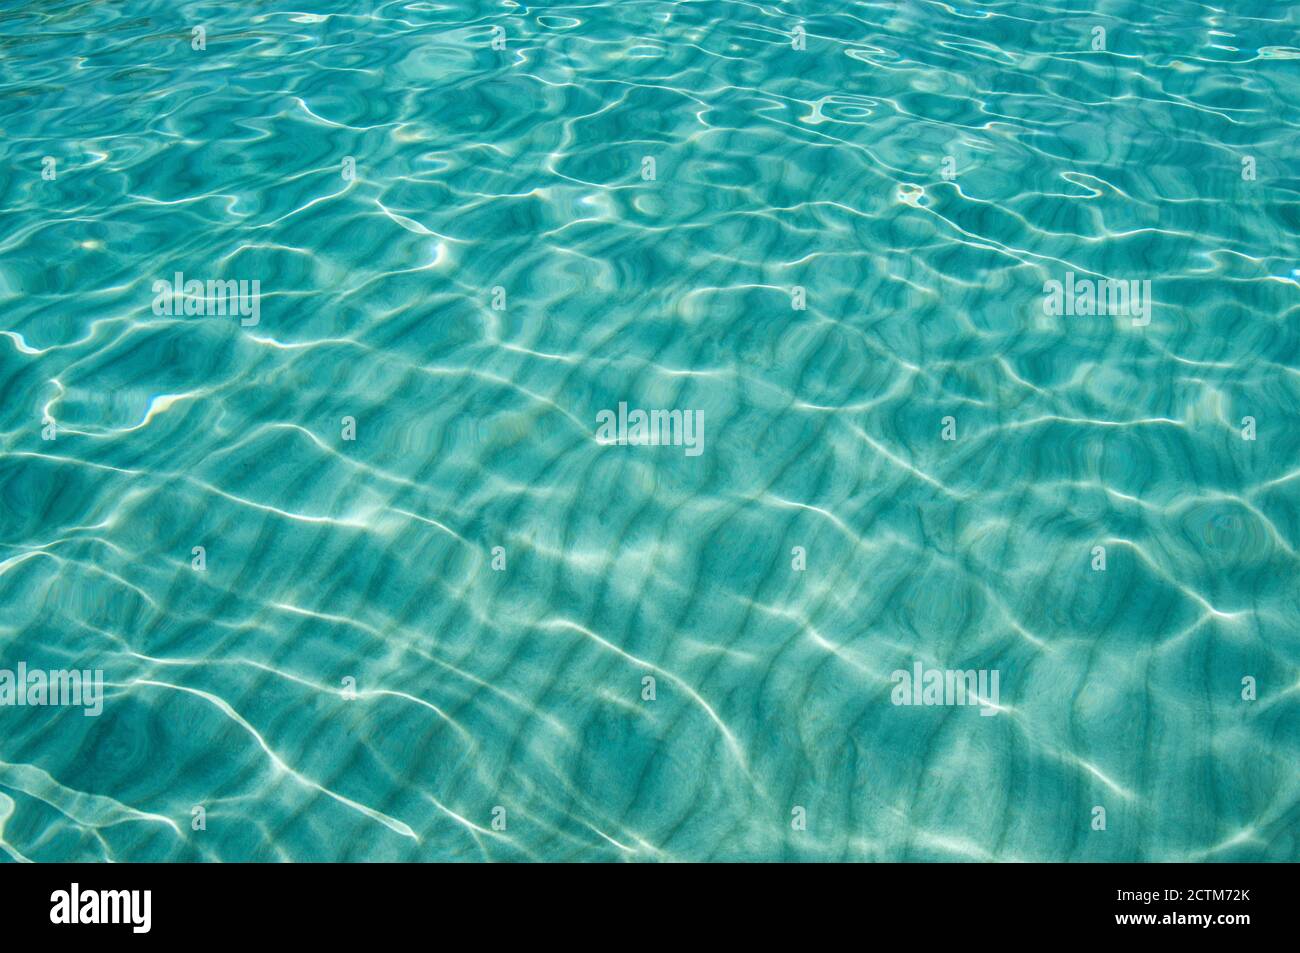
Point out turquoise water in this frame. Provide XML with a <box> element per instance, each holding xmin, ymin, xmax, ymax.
<box><xmin>1</xmin><ymin>0</ymin><xmax>1298</xmax><ymax>862</ymax></box>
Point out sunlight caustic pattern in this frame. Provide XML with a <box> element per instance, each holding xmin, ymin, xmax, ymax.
<box><xmin>0</xmin><ymin>0</ymin><xmax>1297</xmax><ymax>862</ymax></box>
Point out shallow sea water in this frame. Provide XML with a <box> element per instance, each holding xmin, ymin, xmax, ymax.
<box><xmin>0</xmin><ymin>0</ymin><xmax>1298</xmax><ymax>861</ymax></box>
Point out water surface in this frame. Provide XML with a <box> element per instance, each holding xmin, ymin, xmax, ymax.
<box><xmin>0</xmin><ymin>0</ymin><xmax>1297</xmax><ymax>861</ymax></box>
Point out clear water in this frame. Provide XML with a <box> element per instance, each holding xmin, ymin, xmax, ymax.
<box><xmin>0</xmin><ymin>0</ymin><xmax>1297</xmax><ymax>862</ymax></box>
